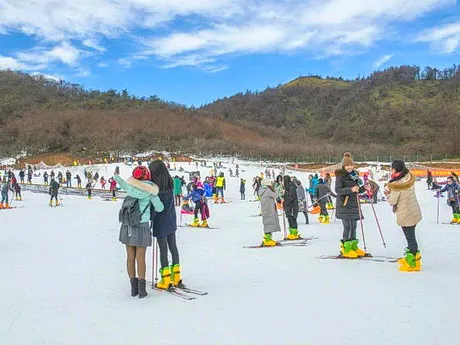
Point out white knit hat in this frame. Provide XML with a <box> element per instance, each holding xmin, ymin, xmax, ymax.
<box><xmin>261</xmin><ymin>178</ymin><xmax>272</xmax><ymax>186</ymax></box>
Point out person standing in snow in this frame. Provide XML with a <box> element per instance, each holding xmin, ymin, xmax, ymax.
<box><xmin>184</xmin><ymin>183</ymin><xmax>208</xmax><ymax>227</ymax></box>
<box><xmin>49</xmin><ymin>178</ymin><xmax>60</xmax><ymax>207</ymax></box>
<box><xmin>109</xmin><ymin>177</ymin><xmax>117</xmax><ymax>200</ymax></box>
<box><xmin>14</xmin><ymin>183</ymin><xmax>22</xmax><ymax>201</ymax></box>
<box><xmin>284</xmin><ymin>175</ymin><xmax>301</xmax><ymax>240</ymax></box>
<box><xmin>384</xmin><ymin>160</ymin><xmax>422</xmax><ymax>272</ymax></box>
<box><xmin>295</xmin><ymin>179</ymin><xmax>309</xmax><ymax>224</ymax></box>
<box><xmin>438</xmin><ymin>175</ymin><xmax>460</xmax><ymax>224</ymax></box>
<box><xmin>115</xmin><ymin>166</ymin><xmax>164</xmax><ymax>298</ymax></box>
<box><xmin>148</xmin><ymin>160</ymin><xmax>183</xmax><ymax>290</ymax></box>
<box><xmin>315</xmin><ymin>178</ymin><xmax>336</xmax><ymax>223</ymax></box>
<box><xmin>426</xmin><ymin>170</ymin><xmax>433</xmax><ymax>190</ymax></box>
<box><xmin>335</xmin><ymin>153</ymin><xmax>367</xmax><ymax>258</ymax></box>
<box><xmin>240</xmin><ymin>178</ymin><xmax>246</xmax><ymax>200</ymax></box>
<box><xmin>173</xmin><ymin>175</ymin><xmax>182</xmax><ymax>206</ymax></box>
<box><xmin>0</xmin><ymin>180</ymin><xmax>13</xmax><ymax>209</ymax></box>
<box><xmin>27</xmin><ymin>169</ymin><xmax>33</xmax><ymax>184</ymax></box>
<box><xmin>43</xmin><ymin>171</ymin><xmax>49</xmax><ymax>186</ymax></box>
<box><xmin>214</xmin><ymin>172</ymin><xmax>226</xmax><ymax>203</ymax></box>
<box><xmin>75</xmin><ymin>174</ymin><xmax>82</xmax><ymax>188</ymax></box>
<box><xmin>66</xmin><ymin>170</ymin><xmax>72</xmax><ymax>187</ymax></box>
<box><xmin>259</xmin><ymin>178</ymin><xmax>281</xmax><ymax>246</ymax></box>
<box><xmin>85</xmin><ymin>180</ymin><xmax>93</xmax><ymax>199</ymax></box>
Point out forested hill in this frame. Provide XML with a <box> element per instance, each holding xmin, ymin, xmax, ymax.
<box><xmin>1</xmin><ymin>66</ymin><xmax>459</xmax><ymax>160</ymax></box>
<box><xmin>200</xmin><ymin>65</ymin><xmax>460</xmax><ymax>157</ymax></box>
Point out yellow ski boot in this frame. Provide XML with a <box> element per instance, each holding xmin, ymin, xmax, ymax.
<box><xmin>55</xmin><ymin>200</ymin><xmax>60</xmax><ymax>207</ymax></box>
<box><xmin>350</xmin><ymin>239</ymin><xmax>366</xmax><ymax>257</ymax></box>
<box><xmin>171</xmin><ymin>264</ymin><xmax>182</xmax><ymax>287</ymax></box>
<box><xmin>323</xmin><ymin>215</ymin><xmax>330</xmax><ymax>224</ymax></box>
<box><xmin>156</xmin><ymin>267</ymin><xmax>172</xmax><ymax>289</ymax></box>
<box><xmin>200</xmin><ymin>219</ymin><xmax>208</xmax><ymax>228</ymax></box>
<box><xmin>286</xmin><ymin>228</ymin><xmax>300</xmax><ymax>240</ymax></box>
<box><xmin>263</xmin><ymin>233</ymin><xmax>278</xmax><ymax>246</ymax></box>
<box><xmin>49</xmin><ymin>200</ymin><xmax>53</xmax><ymax>207</ymax></box>
<box><xmin>398</xmin><ymin>249</ymin><xmax>421</xmax><ymax>272</ymax></box>
<box><xmin>318</xmin><ymin>215</ymin><xmax>324</xmax><ymax>223</ymax></box>
<box><xmin>190</xmin><ymin>218</ymin><xmax>200</xmax><ymax>227</ymax></box>
<box><xmin>340</xmin><ymin>240</ymin><xmax>359</xmax><ymax>259</ymax></box>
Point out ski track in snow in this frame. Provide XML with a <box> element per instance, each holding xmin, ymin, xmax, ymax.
<box><xmin>1</xmin><ymin>161</ymin><xmax>459</xmax><ymax>345</ymax></box>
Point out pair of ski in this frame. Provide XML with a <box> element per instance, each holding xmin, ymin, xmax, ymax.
<box><xmin>442</xmin><ymin>222</ymin><xmax>460</xmax><ymax>225</ymax></box>
<box><xmin>181</xmin><ymin>223</ymin><xmax>220</xmax><ymax>229</ymax></box>
<box><xmin>318</xmin><ymin>253</ymin><xmax>398</xmax><ymax>263</ymax></box>
<box><xmin>244</xmin><ymin>236</ymin><xmax>318</xmax><ymax>249</ymax></box>
<box><xmin>0</xmin><ymin>206</ymin><xmax>23</xmax><ymax>210</ymax></box>
<box><xmin>150</xmin><ymin>283</ymin><xmax>208</xmax><ymax>300</ymax></box>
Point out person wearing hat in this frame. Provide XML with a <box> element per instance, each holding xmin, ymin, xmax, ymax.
<box><xmin>384</xmin><ymin>160</ymin><xmax>422</xmax><ymax>272</ymax></box>
<box><xmin>240</xmin><ymin>178</ymin><xmax>246</xmax><ymax>200</ymax></box>
<box><xmin>335</xmin><ymin>152</ymin><xmax>367</xmax><ymax>258</ymax></box>
<box><xmin>438</xmin><ymin>176</ymin><xmax>460</xmax><ymax>224</ymax></box>
<box><xmin>283</xmin><ymin>175</ymin><xmax>302</xmax><ymax>240</ymax></box>
<box><xmin>114</xmin><ymin>165</ymin><xmax>164</xmax><ymax>298</ymax></box>
<box><xmin>259</xmin><ymin>178</ymin><xmax>281</xmax><ymax>246</ymax></box>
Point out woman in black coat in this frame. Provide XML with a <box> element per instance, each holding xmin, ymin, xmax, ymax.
<box><xmin>149</xmin><ymin>160</ymin><xmax>182</xmax><ymax>290</ymax></box>
<box><xmin>335</xmin><ymin>153</ymin><xmax>367</xmax><ymax>258</ymax></box>
<box><xmin>283</xmin><ymin>175</ymin><xmax>301</xmax><ymax>240</ymax></box>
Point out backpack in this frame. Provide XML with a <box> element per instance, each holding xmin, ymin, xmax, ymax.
<box><xmin>119</xmin><ymin>196</ymin><xmax>150</xmax><ymax>226</ymax></box>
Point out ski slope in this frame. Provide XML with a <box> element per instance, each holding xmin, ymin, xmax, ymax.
<box><xmin>1</xmin><ymin>161</ymin><xmax>459</xmax><ymax>345</ymax></box>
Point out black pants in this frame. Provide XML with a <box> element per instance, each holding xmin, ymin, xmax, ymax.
<box><xmin>286</xmin><ymin>214</ymin><xmax>298</xmax><ymax>229</ymax></box>
<box><xmin>112</xmin><ymin>189</ymin><xmax>116</xmax><ymax>197</ymax></box>
<box><xmin>402</xmin><ymin>225</ymin><xmax>418</xmax><ymax>254</ymax></box>
<box><xmin>449</xmin><ymin>200</ymin><xmax>460</xmax><ymax>214</ymax></box>
<box><xmin>50</xmin><ymin>193</ymin><xmax>58</xmax><ymax>202</ymax></box>
<box><xmin>194</xmin><ymin>202</ymin><xmax>202</xmax><ymax>219</ymax></box>
<box><xmin>88</xmin><ymin>190</ymin><xmax>92</xmax><ymax>197</ymax></box>
<box><xmin>157</xmin><ymin>233</ymin><xmax>180</xmax><ymax>268</ymax></box>
<box><xmin>303</xmin><ymin>211</ymin><xmax>309</xmax><ymax>224</ymax></box>
<box><xmin>240</xmin><ymin>192</ymin><xmax>245</xmax><ymax>200</ymax></box>
<box><xmin>174</xmin><ymin>195</ymin><xmax>181</xmax><ymax>206</ymax></box>
<box><xmin>319</xmin><ymin>202</ymin><xmax>328</xmax><ymax>216</ymax></box>
<box><xmin>342</xmin><ymin>219</ymin><xmax>357</xmax><ymax>241</ymax></box>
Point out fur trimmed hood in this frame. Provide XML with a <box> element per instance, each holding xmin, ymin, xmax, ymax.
<box><xmin>126</xmin><ymin>177</ymin><xmax>159</xmax><ymax>195</ymax></box>
<box><xmin>386</xmin><ymin>173</ymin><xmax>415</xmax><ymax>192</ymax></box>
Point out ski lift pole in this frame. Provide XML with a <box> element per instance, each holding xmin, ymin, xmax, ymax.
<box><xmin>152</xmin><ymin>235</ymin><xmax>158</xmax><ymax>288</ymax></box>
<box><xmin>356</xmin><ymin>194</ymin><xmax>367</xmax><ymax>252</ymax></box>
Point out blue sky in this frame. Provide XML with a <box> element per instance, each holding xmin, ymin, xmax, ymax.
<box><xmin>0</xmin><ymin>0</ymin><xmax>459</xmax><ymax>106</ymax></box>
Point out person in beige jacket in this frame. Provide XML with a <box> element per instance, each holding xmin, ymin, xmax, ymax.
<box><xmin>384</xmin><ymin>160</ymin><xmax>422</xmax><ymax>272</ymax></box>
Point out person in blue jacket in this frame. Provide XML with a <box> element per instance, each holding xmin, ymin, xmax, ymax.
<box><xmin>439</xmin><ymin>175</ymin><xmax>460</xmax><ymax>223</ymax></box>
<box><xmin>148</xmin><ymin>160</ymin><xmax>184</xmax><ymax>290</ymax></box>
<box><xmin>184</xmin><ymin>182</ymin><xmax>208</xmax><ymax>227</ymax></box>
<box><xmin>114</xmin><ymin>165</ymin><xmax>164</xmax><ymax>298</ymax></box>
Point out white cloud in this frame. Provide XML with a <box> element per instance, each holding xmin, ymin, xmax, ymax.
<box><xmin>0</xmin><ymin>56</ymin><xmax>27</xmax><ymax>70</ymax></box>
<box><xmin>97</xmin><ymin>61</ymin><xmax>109</xmax><ymax>67</ymax></box>
<box><xmin>0</xmin><ymin>0</ymin><xmax>457</xmax><ymax>72</ymax></box>
<box><xmin>83</xmin><ymin>39</ymin><xmax>106</xmax><ymax>52</ymax></box>
<box><xmin>417</xmin><ymin>22</ymin><xmax>460</xmax><ymax>53</ymax></box>
<box><xmin>374</xmin><ymin>54</ymin><xmax>394</xmax><ymax>69</ymax></box>
<box><xmin>16</xmin><ymin>42</ymin><xmax>81</xmax><ymax>67</ymax></box>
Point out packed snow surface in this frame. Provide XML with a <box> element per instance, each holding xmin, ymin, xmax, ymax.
<box><xmin>1</xmin><ymin>161</ymin><xmax>459</xmax><ymax>345</ymax></box>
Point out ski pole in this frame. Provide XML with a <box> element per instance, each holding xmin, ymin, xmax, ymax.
<box><xmin>152</xmin><ymin>236</ymin><xmax>158</xmax><ymax>288</ymax></box>
<box><xmin>356</xmin><ymin>194</ymin><xmax>367</xmax><ymax>251</ymax></box>
<box><xmin>282</xmin><ymin>211</ymin><xmax>287</xmax><ymax>239</ymax></box>
<box><xmin>436</xmin><ymin>190</ymin><xmax>440</xmax><ymax>224</ymax></box>
<box><xmin>369</xmin><ymin>196</ymin><xmax>386</xmax><ymax>247</ymax></box>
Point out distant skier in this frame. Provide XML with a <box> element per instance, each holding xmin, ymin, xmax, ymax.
<box><xmin>173</xmin><ymin>175</ymin><xmax>182</xmax><ymax>206</ymax></box>
<box><xmin>66</xmin><ymin>170</ymin><xmax>72</xmax><ymax>187</ymax></box>
<box><xmin>0</xmin><ymin>180</ymin><xmax>13</xmax><ymax>209</ymax></box>
<box><xmin>49</xmin><ymin>178</ymin><xmax>60</xmax><ymax>207</ymax></box>
<box><xmin>240</xmin><ymin>178</ymin><xmax>246</xmax><ymax>200</ymax></box>
<box><xmin>27</xmin><ymin>169</ymin><xmax>33</xmax><ymax>184</ymax></box>
<box><xmin>57</xmin><ymin>172</ymin><xmax>63</xmax><ymax>184</ymax></box>
<box><xmin>315</xmin><ymin>178</ymin><xmax>336</xmax><ymax>224</ymax></box>
<box><xmin>184</xmin><ymin>183</ymin><xmax>208</xmax><ymax>227</ymax></box>
<box><xmin>426</xmin><ymin>170</ymin><xmax>433</xmax><ymax>190</ymax></box>
<box><xmin>109</xmin><ymin>177</ymin><xmax>117</xmax><ymax>200</ymax></box>
<box><xmin>100</xmin><ymin>176</ymin><xmax>106</xmax><ymax>189</ymax></box>
<box><xmin>19</xmin><ymin>169</ymin><xmax>25</xmax><ymax>184</ymax></box>
<box><xmin>75</xmin><ymin>174</ymin><xmax>82</xmax><ymax>188</ymax></box>
<box><xmin>14</xmin><ymin>183</ymin><xmax>22</xmax><ymax>201</ymax></box>
<box><xmin>85</xmin><ymin>180</ymin><xmax>93</xmax><ymax>199</ymax></box>
<box><xmin>43</xmin><ymin>171</ymin><xmax>49</xmax><ymax>186</ymax></box>
<box><xmin>214</xmin><ymin>172</ymin><xmax>226</xmax><ymax>203</ymax></box>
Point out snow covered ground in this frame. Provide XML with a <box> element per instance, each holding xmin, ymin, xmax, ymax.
<box><xmin>1</xmin><ymin>161</ymin><xmax>459</xmax><ymax>345</ymax></box>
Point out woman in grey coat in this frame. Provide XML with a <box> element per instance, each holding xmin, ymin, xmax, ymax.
<box><xmin>295</xmin><ymin>179</ymin><xmax>309</xmax><ymax>224</ymax></box>
<box><xmin>259</xmin><ymin>179</ymin><xmax>281</xmax><ymax>246</ymax></box>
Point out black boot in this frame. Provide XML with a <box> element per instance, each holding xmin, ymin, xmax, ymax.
<box><xmin>138</xmin><ymin>279</ymin><xmax>148</xmax><ymax>299</ymax></box>
<box><xmin>304</xmin><ymin>212</ymin><xmax>309</xmax><ymax>225</ymax></box>
<box><xmin>130</xmin><ymin>278</ymin><xmax>138</xmax><ymax>297</ymax></box>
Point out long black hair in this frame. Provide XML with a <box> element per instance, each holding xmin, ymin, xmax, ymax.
<box><xmin>283</xmin><ymin>175</ymin><xmax>291</xmax><ymax>190</ymax></box>
<box><xmin>148</xmin><ymin>160</ymin><xmax>173</xmax><ymax>192</ymax></box>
